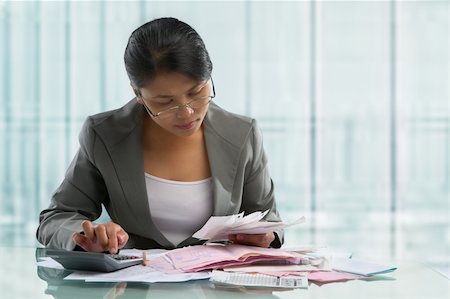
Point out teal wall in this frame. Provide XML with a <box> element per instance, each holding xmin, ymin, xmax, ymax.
<box><xmin>0</xmin><ymin>1</ymin><xmax>448</xmax><ymax>264</ymax></box>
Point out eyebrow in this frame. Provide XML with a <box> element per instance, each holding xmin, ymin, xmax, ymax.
<box><xmin>152</xmin><ymin>82</ymin><xmax>205</xmax><ymax>99</ymax></box>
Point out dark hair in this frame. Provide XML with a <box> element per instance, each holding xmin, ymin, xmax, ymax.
<box><xmin>124</xmin><ymin>17</ymin><xmax>213</xmax><ymax>89</ymax></box>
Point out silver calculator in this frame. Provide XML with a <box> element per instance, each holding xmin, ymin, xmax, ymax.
<box><xmin>46</xmin><ymin>249</ymin><xmax>143</xmax><ymax>272</ymax></box>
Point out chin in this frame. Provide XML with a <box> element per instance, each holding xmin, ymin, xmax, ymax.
<box><xmin>172</xmin><ymin>124</ymin><xmax>201</xmax><ymax>137</ymax></box>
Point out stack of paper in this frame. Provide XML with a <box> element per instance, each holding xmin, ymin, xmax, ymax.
<box><xmin>163</xmin><ymin>244</ymin><xmax>305</xmax><ymax>272</ymax></box>
<box><xmin>192</xmin><ymin>210</ymin><xmax>305</xmax><ymax>242</ymax></box>
<box><xmin>214</xmin><ymin>247</ymin><xmax>397</xmax><ymax>284</ymax></box>
<box><xmin>37</xmin><ymin>245</ymin><xmax>397</xmax><ymax>285</ymax></box>
<box><xmin>36</xmin><ymin>212</ymin><xmax>397</xmax><ymax>287</ymax></box>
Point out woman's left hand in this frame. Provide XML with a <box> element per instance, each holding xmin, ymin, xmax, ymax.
<box><xmin>228</xmin><ymin>232</ymin><xmax>275</xmax><ymax>248</ymax></box>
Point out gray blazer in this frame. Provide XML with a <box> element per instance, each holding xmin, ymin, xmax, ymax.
<box><xmin>37</xmin><ymin>100</ymin><xmax>283</xmax><ymax>250</ymax></box>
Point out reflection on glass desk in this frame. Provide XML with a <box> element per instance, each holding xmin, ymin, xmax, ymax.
<box><xmin>1</xmin><ymin>247</ymin><xmax>449</xmax><ymax>299</ymax></box>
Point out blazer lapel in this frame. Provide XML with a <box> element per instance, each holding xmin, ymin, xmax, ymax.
<box><xmin>204</xmin><ymin>107</ymin><xmax>241</xmax><ymax>216</ymax></box>
<box><xmin>94</xmin><ymin>100</ymin><xmax>173</xmax><ymax>248</ymax></box>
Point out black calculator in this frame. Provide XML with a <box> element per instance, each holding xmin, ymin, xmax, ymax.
<box><xmin>45</xmin><ymin>249</ymin><xmax>143</xmax><ymax>272</ymax></box>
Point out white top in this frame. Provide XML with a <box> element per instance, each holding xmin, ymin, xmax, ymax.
<box><xmin>144</xmin><ymin>172</ymin><xmax>213</xmax><ymax>247</ymax></box>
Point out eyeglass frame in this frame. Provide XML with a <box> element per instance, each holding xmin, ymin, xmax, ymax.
<box><xmin>138</xmin><ymin>78</ymin><xmax>216</xmax><ymax>118</ymax></box>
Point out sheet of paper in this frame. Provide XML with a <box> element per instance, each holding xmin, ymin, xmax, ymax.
<box><xmin>222</xmin><ymin>264</ymin><xmax>330</xmax><ymax>273</ymax></box>
<box><xmin>165</xmin><ymin>244</ymin><xmax>303</xmax><ymax>272</ymax></box>
<box><xmin>64</xmin><ymin>264</ymin><xmax>210</xmax><ymax>283</ymax></box>
<box><xmin>120</xmin><ymin>248</ymin><xmax>169</xmax><ymax>256</ymax></box>
<box><xmin>332</xmin><ymin>258</ymin><xmax>397</xmax><ymax>276</ymax></box>
<box><xmin>257</xmin><ymin>271</ymin><xmax>308</xmax><ymax>277</ymax></box>
<box><xmin>192</xmin><ymin>211</ymin><xmax>305</xmax><ymax>242</ymax></box>
<box><xmin>307</xmin><ymin>270</ymin><xmax>363</xmax><ymax>282</ymax></box>
<box><xmin>249</xmin><ymin>270</ymin><xmax>362</xmax><ymax>282</ymax></box>
<box><xmin>431</xmin><ymin>263</ymin><xmax>450</xmax><ymax>280</ymax></box>
<box><xmin>36</xmin><ymin>257</ymin><xmax>65</xmax><ymax>270</ymax></box>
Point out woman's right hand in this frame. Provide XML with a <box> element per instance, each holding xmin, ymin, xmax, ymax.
<box><xmin>72</xmin><ymin>220</ymin><xmax>129</xmax><ymax>254</ymax></box>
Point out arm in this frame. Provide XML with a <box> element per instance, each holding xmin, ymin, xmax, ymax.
<box><xmin>232</xmin><ymin>119</ymin><xmax>284</xmax><ymax>248</ymax></box>
<box><xmin>36</xmin><ymin>117</ymin><xmax>108</xmax><ymax>250</ymax></box>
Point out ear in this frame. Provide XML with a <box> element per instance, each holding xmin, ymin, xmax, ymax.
<box><xmin>135</xmin><ymin>96</ymin><xmax>143</xmax><ymax>105</ymax></box>
<box><xmin>131</xmin><ymin>84</ymin><xmax>143</xmax><ymax>104</ymax></box>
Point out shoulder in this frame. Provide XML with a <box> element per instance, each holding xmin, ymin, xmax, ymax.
<box><xmin>79</xmin><ymin>99</ymin><xmax>144</xmax><ymax>148</ymax></box>
<box><xmin>85</xmin><ymin>99</ymin><xmax>142</xmax><ymax>128</ymax></box>
<box><xmin>204</xmin><ymin>102</ymin><xmax>259</xmax><ymax>147</ymax></box>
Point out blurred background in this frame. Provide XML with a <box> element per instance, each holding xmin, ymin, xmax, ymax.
<box><xmin>0</xmin><ymin>0</ymin><xmax>448</xmax><ymax>268</ymax></box>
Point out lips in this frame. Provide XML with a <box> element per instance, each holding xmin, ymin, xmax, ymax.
<box><xmin>175</xmin><ymin>120</ymin><xmax>197</xmax><ymax>130</ymax></box>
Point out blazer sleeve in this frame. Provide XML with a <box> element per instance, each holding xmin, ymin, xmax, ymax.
<box><xmin>36</xmin><ymin>117</ymin><xmax>108</xmax><ymax>250</ymax></box>
<box><xmin>240</xmin><ymin>119</ymin><xmax>284</xmax><ymax>248</ymax></box>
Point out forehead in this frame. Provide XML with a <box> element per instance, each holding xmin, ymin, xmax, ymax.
<box><xmin>140</xmin><ymin>72</ymin><xmax>202</xmax><ymax>97</ymax></box>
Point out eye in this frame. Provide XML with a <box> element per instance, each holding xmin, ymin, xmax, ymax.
<box><xmin>154</xmin><ymin>98</ymin><xmax>173</xmax><ymax>105</ymax></box>
<box><xmin>189</xmin><ymin>88</ymin><xmax>204</xmax><ymax>97</ymax></box>
<box><xmin>189</xmin><ymin>93</ymin><xmax>200</xmax><ymax>98</ymax></box>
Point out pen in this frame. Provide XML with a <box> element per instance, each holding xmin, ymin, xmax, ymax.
<box><xmin>142</xmin><ymin>251</ymin><xmax>147</xmax><ymax>266</ymax></box>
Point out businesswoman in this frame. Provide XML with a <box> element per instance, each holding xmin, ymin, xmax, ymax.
<box><xmin>37</xmin><ymin>17</ymin><xmax>283</xmax><ymax>253</ymax></box>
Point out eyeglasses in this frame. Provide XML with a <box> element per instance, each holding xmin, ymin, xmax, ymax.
<box><xmin>140</xmin><ymin>79</ymin><xmax>216</xmax><ymax>119</ymax></box>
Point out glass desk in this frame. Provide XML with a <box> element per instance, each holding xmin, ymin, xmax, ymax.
<box><xmin>2</xmin><ymin>247</ymin><xmax>449</xmax><ymax>299</ymax></box>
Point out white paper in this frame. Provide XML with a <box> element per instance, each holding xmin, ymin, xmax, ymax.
<box><xmin>37</xmin><ymin>257</ymin><xmax>65</xmax><ymax>270</ymax></box>
<box><xmin>222</xmin><ymin>264</ymin><xmax>329</xmax><ymax>273</ymax></box>
<box><xmin>332</xmin><ymin>258</ymin><xmax>397</xmax><ymax>276</ymax></box>
<box><xmin>193</xmin><ymin>210</ymin><xmax>305</xmax><ymax>242</ymax></box>
<box><xmin>120</xmin><ymin>248</ymin><xmax>169</xmax><ymax>256</ymax></box>
<box><xmin>431</xmin><ymin>264</ymin><xmax>450</xmax><ymax>280</ymax></box>
<box><xmin>64</xmin><ymin>264</ymin><xmax>210</xmax><ymax>283</ymax></box>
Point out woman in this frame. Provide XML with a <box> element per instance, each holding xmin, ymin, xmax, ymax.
<box><xmin>37</xmin><ymin>17</ymin><xmax>283</xmax><ymax>253</ymax></box>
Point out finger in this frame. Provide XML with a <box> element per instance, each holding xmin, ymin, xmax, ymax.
<box><xmin>94</xmin><ymin>225</ymin><xmax>109</xmax><ymax>250</ymax></box>
<box><xmin>234</xmin><ymin>233</ymin><xmax>273</xmax><ymax>247</ymax></box>
<box><xmin>82</xmin><ymin>220</ymin><xmax>96</xmax><ymax>242</ymax></box>
<box><xmin>117</xmin><ymin>230</ymin><xmax>129</xmax><ymax>247</ymax></box>
<box><xmin>228</xmin><ymin>234</ymin><xmax>237</xmax><ymax>242</ymax></box>
<box><xmin>106</xmin><ymin>227</ymin><xmax>119</xmax><ymax>254</ymax></box>
<box><xmin>229</xmin><ymin>233</ymin><xmax>258</xmax><ymax>245</ymax></box>
<box><xmin>72</xmin><ymin>232</ymin><xmax>92</xmax><ymax>252</ymax></box>
<box><xmin>229</xmin><ymin>234</ymin><xmax>252</xmax><ymax>246</ymax></box>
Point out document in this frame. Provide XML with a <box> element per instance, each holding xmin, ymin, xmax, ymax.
<box><xmin>37</xmin><ymin>257</ymin><xmax>64</xmax><ymax>270</ymax></box>
<box><xmin>65</xmin><ymin>264</ymin><xmax>210</xmax><ymax>283</ymax></box>
<box><xmin>222</xmin><ymin>263</ymin><xmax>331</xmax><ymax>273</ymax></box>
<box><xmin>37</xmin><ymin>246</ymin><xmax>397</xmax><ymax>285</ymax></box>
<box><xmin>332</xmin><ymin>257</ymin><xmax>397</xmax><ymax>276</ymax></box>
<box><xmin>163</xmin><ymin>243</ymin><xmax>304</xmax><ymax>272</ymax></box>
<box><xmin>193</xmin><ymin>210</ymin><xmax>305</xmax><ymax>242</ymax></box>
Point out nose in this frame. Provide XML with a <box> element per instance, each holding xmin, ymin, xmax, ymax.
<box><xmin>176</xmin><ymin>104</ymin><xmax>194</xmax><ymax>118</ymax></box>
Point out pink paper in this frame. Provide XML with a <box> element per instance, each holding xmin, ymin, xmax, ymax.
<box><xmin>190</xmin><ymin>256</ymin><xmax>297</xmax><ymax>272</ymax></box>
<box><xmin>307</xmin><ymin>271</ymin><xmax>363</xmax><ymax>282</ymax></box>
<box><xmin>258</xmin><ymin>271</ymin><xmax>309</xmax><ymax>277</ymax></box>
<box><xmin>148</xmin><ymin>255</ymin><xmax>182</xmax><ymax>274</ymax></box>
<box><xmin>166</xmin><ymin>244</ymin><xmax>303</xmax><ymax>272</ymax></box>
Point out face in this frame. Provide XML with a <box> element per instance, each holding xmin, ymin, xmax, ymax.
<box><xmin>136</xmin><ymin>72</ymin><xmax>213</xmax><ymax>137</ymax></box>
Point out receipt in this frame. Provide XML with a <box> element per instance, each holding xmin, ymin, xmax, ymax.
<box><xmin>193</xmin><ymin>211</ymin><xmax>305</xmax><ymax>242</ymax></box>
<box><xmin>210</xmin><ymin>270</ymin><xmax>308</xmax><ymax>289</ymax></box>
